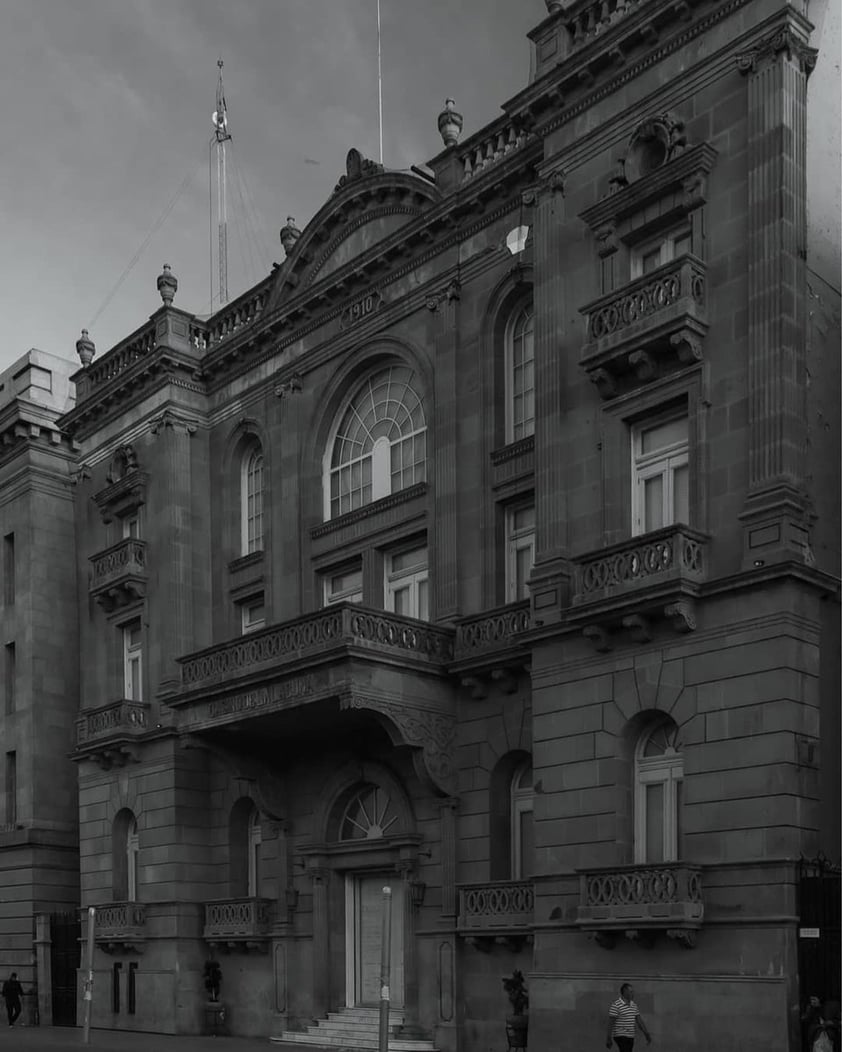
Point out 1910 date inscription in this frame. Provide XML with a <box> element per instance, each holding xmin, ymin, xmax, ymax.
<box><xmin>340</xmin><ymin>290</ymin><xmax>384</xmax><ymax>329</ymax></box>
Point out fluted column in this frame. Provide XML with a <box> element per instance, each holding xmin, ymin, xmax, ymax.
<box><xmin>397</xmin><ymin>860</ymin><xmax>421</xmax><ymax>1035</ymax></box>
<box><xmin>429</xmin><ymin>280</ymin><xmax>461</xmax><ymax>621</ymax></box>
<box><xmin>439</xmin><ymin>798</ymin><xmax>458</xmax><ymax>923</ymax></box>
<box><xmin>310</xmin><ymin>864</ymin><xmax>330</xmax><ymax>1017</ymax></box>
<box><xmin>736</xmin><ymin>22</ymin><xmax>817</xmax><ymax>566</ymax></box>
<box><xmin>528</xmin><ymin>174</ymin><xmax>571</xmax><ymax>618</ymax></box>
<box><xmin>150</xmin><ymin>410</ymin><xmax>196</xmax><ymax>694</ymax></box>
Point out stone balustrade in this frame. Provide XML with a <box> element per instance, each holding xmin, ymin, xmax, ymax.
<box><xmin>81</xmin><ymin>321</ymin><xmax>157</xmax><ymax>396</ymax></box>
<box><xmin>458</xmin><ymin>120</ymin><xmax>530</xmax><ymax>182</ymax></box>
<box><xmin>576</xmin><ymin>863</ymin><xmax>703</xmax><ymax>931</ymax></box>
<box><xmin>204</xmin><ymin>287</ymin><xmax>268</xmax><ymax>347</ymax></box>
<box><xmin>180</xmin><ymin>602</ymin><xmax>454</xmax><ymax>689</ymax></box>
<box><xmin>573</xmin><ymin>525</ymin><xmax>707</xmax><ymax>602</ymax></box>
<box><xmin>458</xmin><ymin>880</ymin><xmax>534</xmax><ymax>931</ymax></box>
<box><xmin>92</xmin><ymin>902</ymin><xmax>147</xmax><ymax>944</ymax></box>
<box><xmin>454</xmin><ymin>601</ymin><xmax>531</xmax><ymax>660</ymax></box>
<box><xmin>585</xmin><ymin>256</ymin><xmax>706</xmax><ymax>344</ymax></box>
<box><xmin>76</xmin><ymin>700</ymin><xmax>151</xmax><ymax>746</ymax></box>
<box><xmin>565</xmin><ymin>0</ymin><xmax>643</xmax><ymax>50</ymax></box>
<box><xmin>90</xmin><ymin>538</ymin><xmax>147</xmax><ymax>589</ymax></box>
<box><xmin>203</xmin><ymin>898</ymin><xmax>274</xmax><ymax>943</ymax></box>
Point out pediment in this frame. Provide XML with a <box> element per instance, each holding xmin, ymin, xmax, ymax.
<box><xmin>267</xmin><ymin>148</ymin><xmax>440</xmax><ymax>311</ymax></box>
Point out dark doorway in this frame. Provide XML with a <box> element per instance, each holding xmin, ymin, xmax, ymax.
<box><xmin>798</xmin><ymin>854</ymin><xmax>841</xmax><ymax>1037</ymax></box>
<box><xmin>50</xmin><ymin>911</ymin><xmax>81</xmax><ymax>1026</ymax></box>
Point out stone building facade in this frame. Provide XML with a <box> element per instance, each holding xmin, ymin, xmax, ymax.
<box><xmin>57</xmin><ymin>1</ymin><xmax>839</xmax><ymax>1050</ymax></box>
<box><xmin>0</xmin><ymin>351</ymin><xmax>79</xmax><ymax>1014</ymax></box>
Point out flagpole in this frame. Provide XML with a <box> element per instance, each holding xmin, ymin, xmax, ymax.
<box><xmin>377</xmin><ymin>0</ymin><xmax>383</xmax><ymax>164</ymax></box>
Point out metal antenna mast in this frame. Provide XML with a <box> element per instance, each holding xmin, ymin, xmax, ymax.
<box><xmin>212</xmin><ymin>58</ymin><xmax>232</xmax><ymax>306</ymax></box>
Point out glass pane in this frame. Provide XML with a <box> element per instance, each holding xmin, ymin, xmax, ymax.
<box><xmin>673</xmin><ymin>231</ymin><xmax>692</xmax><ymax>257</ymax></box>
<box><xmin>392</xmin><ymin>586</ymin><xmax>411</xmax><ymax>616</ymax></box>
<box><xmin>673</xmin><ymin>463</ymin><xmax>689</xmax><ymax>523</ymax></box>
<box><xmin>417</xmin><ymin>579</ymin><xmax>429</xmax><ymax>622</ymax></box>
<box><xmin>642</xmin><ymin>247</ymin><xmax>661</xmax><ymax>273</ymax></box>
<box><xmin>513</xmin><ymin>506</ymin><xmax>535</xmax><ymax>532</ymax></box>
<box><xmin>641</xmin><ymin>417</ymin><xmax>688</xmax><ymax>454</ymax></box>
<box><xmin>643</xmin><ymin>475</ymin><xmax>664</xmax><ymax>531</ymax></box>
<box><xmin>391</xmin><ymin>548</ymin><xmax>427</xmax><ymax>574</ymax></box>
<box><xmin>515</xmin><ymin>545</ymin><xmax>533</xmax><ymax>599</ymax></box>
<box><xmin>645</xmin><ymin>783</ymin><xmax>665</xmax><ymax>863</ymax></box>
<box><xmin>519</xmin><ymin>809</ymin><xmax>534</xmax><ymax>879</ymax></box>
<box><xmin>675</xmin><ymin>778</ymin><xmax>683</xmax><ymax>860</ymax></box>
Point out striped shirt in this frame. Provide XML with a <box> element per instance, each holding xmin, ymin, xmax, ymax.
<box><xmin>609</xmin><ymin>997</ymin><xmax>639</xmax><ymax>1038</ymax></box>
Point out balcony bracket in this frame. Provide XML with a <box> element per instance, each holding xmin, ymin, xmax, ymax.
<box><xmin>589</xmin><ymin>931</ymin><xmax>617</xmax><ymax>949</ymax></box>
<box><xmin>665</xmin><ymin>600</ymin><xmax>696</xmax><ymax>633</ymax></box>
<box><xmin>583</xmin><ymin>625</ymin><xmax>612</xmax><ymax>652</ymax></box>
<box><xmin>625</xmin><ymin>928</ymin><xmax>656</xmax><ymax>948</ymax></box>
<box><xmin>621</xmin><ymin>614</ymin><xmax>651</xmax><ymax>644</ymax></box>
<box><xmin>666</xmin><ymin>928</ymin><xmax>698</xmax><ymax>949</ymax></box>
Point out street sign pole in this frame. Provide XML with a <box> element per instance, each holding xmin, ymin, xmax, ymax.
<box><xmin>82</xmin><ymin>907</ymin><xmax>95</xmax><ymax>1044</ymax></box>
<box><xmin>378</xmin><ymin>886</ymin><xmax>392</xmax><ymax>1052</ymax></box>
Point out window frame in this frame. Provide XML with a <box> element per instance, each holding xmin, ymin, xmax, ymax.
<box><xmin>247</xmin><ymin>809</ymin><xmax>262</xmax><ymax>897</ymax></box>
<box><xmin>634</xmin><ymin>724</ymin><xmax>684</xmax><ymax>864</ymax></box>
<box><xmin>121</xmin><ymin>514</ymin><xmax>140</xmax><ymax>540</ymax></box>
<box><xmin>126</xmin><ymin>815</ymin><xmax>139</xmax><ymax>902</ymax></box>
<box><xmin>240</xmin><ymin>596</ymin><xmax>266</xmax><ymax>635</ymax></box>
<box><xmin>510</xmin><ymin>760</ymin><xmax>534</xmax><ymax>880</ymax></box>
<box><xmin>630</xmin><ymin>412</ymin><xmax>689</xmax><ymax>536</ymax></box>
<box><xmin>630</xmin><ymin>224</ymin><xmax>693</xmax><ymax>280</ymax></box>
<box><xmin>324</xmin><ymin>364</ymin><xmax>427</xmax><ymax>521</ymax></box>
<box><xmin>384</xmin><ymin>544</ymin><xmax>429</xmax><ymax>622</ymax></box>
<box><xmin>504</xmin><ymin>303</ymin><xmax>535</xmax><ymax>445</ymax></box>
<box><xmin>122</xmin><ymin>620</ymin><xmax>143</xmax><ymax>702</ymax></box>
<box><xmin>323</xmin><ymin>566</ymin><xmax>364</xmax><ymax>607</ymax></box>
<box><xmin>505</xmin><ymin>502</ymin><xmax>536</xmax><ymax>603</ymax></box>
<box><xmin>241</xmin><ymin>445</ymin><xmax>265</xmax><ymax>556</ymax></box>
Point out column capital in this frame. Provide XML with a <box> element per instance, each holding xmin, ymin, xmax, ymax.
<box><xmin>736</xmin><ymin>24</ymin><xmax>817</xmax><ymax>77</ymax></box>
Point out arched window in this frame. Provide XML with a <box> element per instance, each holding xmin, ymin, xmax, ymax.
<box><xmin>325</xmin><ymin>364</ymin><xmax>426</xmax><ymax>519</ymax></box>
<box><xmin>339</xmin><ymin>785</ymin><xmax>399</xmax><ymax>841</ymax></box>
<box><xmin>241</xmin><ymin>445</ymin><xmax>264</xmax><ymax>555</ymax></box>
<box><xmin>248</xmin><ymin>809</ymin><xmax>262</xmax><ymax>897</ymax></box>
<box><xmin>510</xmin><ymin>760</ymin><xmax>534</xmax><ymax>880</ymax></box>
<box><xmin>505</xmin><ymin>304</ymin><xmax>534</xmax><ymax>443</ymax></box>
<box><xmin>635</xmin><ymin>719</ymin><xmax>684</xmax><ymax>864</ymax></box>
<box><xmin>112</xmin><ymin>809</ymin><xmax>139</xmax><ymax>902</ymax></box>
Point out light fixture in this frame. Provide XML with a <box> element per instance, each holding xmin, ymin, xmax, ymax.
<box><xmin>409</xmin><ymin>880</ymin><xmax>427</xmax><ymax>908</ymax></box>
<box><xmin>506</xmin><ymin>225</ymin><xmax>530</xmax><ymax>255</ymax></box>
<box><xmin>753</xmin><ymin>559</ymin><xmax>765</xmax><ymax>567</ymax></box>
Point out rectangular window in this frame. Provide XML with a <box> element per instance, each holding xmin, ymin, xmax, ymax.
<box><xmin>241</xmin><ymin>597</ymin><xmax>266</xmax><ymax>635</ymax></box>
<box><xmin>4</xmin><ymin>643</ymin><xmax>15</xmax><ymax>716</ymax></box>
<box><xmin>128</xmin><ymin>962</ymin><xmax>137</xmax><ymax>1015</ymax></box>
<box><xmin>385</xmin><ymin>546</ymin><xmax>429</xmax><ymax>621</ymax></box>
<box><xmin>507</xmin><ymin>306</ymin><xmax>535</xmax><ymax>443</ymax></box>
<box><xmin>631</xmin><ymin>415</ymin><xmax>689</xmax><ymax>536</ymax></box>
<box><xmin>112</xmin><ymin>962</ymin><xmax>122</xmax><ymax>1014</ymax></box>
<box><xmin>5</xmin><ymin>751</ymin><xmax>16</xmax><ymax>827</ymax></box>
<box><xmin>122</xmin><ymin>621</ymin><xmax>143</xmax><ymax>701</ymax></box>
<box><xmin>121</xmin><ymin>515</ymin><xmax>140</xmax><ymax>540</ymax></box>
<box><xmin>631</xmin><ymin>226</ymin><xmax>693</xmax><ymax>279</ymax></box>
<box><xmin>3</xmin><ymin>533</ymin><xmax>14</xmax><ymax>606</ymax></box>
<box><xmin>506</xmin><ymin>504</ymin><xmax>535</xmax><ymax>602</ymax></box>
<box><xmin>323</xmin><ymin>568</ymin><xmax>363</xmax><ymax>606</ymax></box>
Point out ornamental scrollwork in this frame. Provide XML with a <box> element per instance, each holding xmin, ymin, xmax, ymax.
<box><xmin>736</xmin><ymin>25</ymin><xmax>817</xmax><ymax>77</ymax></box>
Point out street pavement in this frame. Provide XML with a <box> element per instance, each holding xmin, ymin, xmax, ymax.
<box><xmin>0</xmin><ymin>1025</ymin><xmax>320</xmax><ymax>1052</ymax></box>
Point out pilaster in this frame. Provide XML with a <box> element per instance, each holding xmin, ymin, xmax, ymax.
<box><xmin>439</xmin><ymin>798</ymin><xmax>458</xmax><ymax>923</ymax></box>
<box><xmin>429</xmin><ymin>280</ymin><xmax>461</xmax><ymax>621</ymax></box>
<box><xmin>310</xmin><ymin>863</ymin><xmax>330</xmax><ymax>1018</ymax></box>
<box><xmin>737</xmin><ymin>22</ymin><xmax>817</xmax><ymax>568</ymax></box>
<box><xmin>151</xmin><ymin>409</ymin><xmax>197</xmax><ymax>694</ymax></box>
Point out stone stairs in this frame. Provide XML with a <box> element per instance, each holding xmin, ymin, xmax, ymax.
<box><xmin>271</xmin><ymin>1006</ymin><xmax>437</xmax><ymax>1051</ymax></box>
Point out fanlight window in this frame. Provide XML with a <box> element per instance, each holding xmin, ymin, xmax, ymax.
<box><xmin>339</xmin><ymin>785</ymin><xmax>399</xmax><ymax>841</ymax></box>
<box><xmin>506</xmin><ymin>304</ymin><xmax>535</xmax><ymax>443</ymax></box>
<box><xmin>511</xmin><ymin>760</ymin><xmax>534</xmax><ymax>880</ymax></box>
<box><xmin>242</xmin><ymin>445</ymin><xmax>265</xmax><ymax>555</ymax></box>
<box><xmin>327</xmin><ymin>365</ymin><xmax>426</xmax><ymax>519</ymax></box>
<box><xmin>635</xmin><ymin>720</ymin><xmax>684</xmax><ymax>864</ymax></box>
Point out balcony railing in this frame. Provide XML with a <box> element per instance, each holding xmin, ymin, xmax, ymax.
<box><xmin>203</xmin><ymin>286</ymin><xmax>269</xmax><ymax>348</ymax></box>
<box><xmin>458</xmin><ymin>880</ymin><xmax>534</xmax><ymax>932</ymax></box>
<box><xmin>91</xmin><ymin>902</ymin><xmax>147</xmax><ymax>950</ymax></box>
<box><xmin>78</xmin><ymin>320</ymin><xmax>157</xmax><ymax>398</ymax></box>
<box><xmin>580</xmin><ymin>256</ymin><xmax>707</xmax><ymax>396</ymax></box>
<box><xmin>76</xmin><ymin>700</ymin><xmax>150</xmax><ymax>747</ymax></box>
<box><xmin>576</xmin><ymin>864</ymin><xmax>703</xmax><ymax>931</ymax></box>
<box><xmin>179</xmin><ymin>603</ymin><xmax>454</xmax><ymax>691</ymax></box>
<box><xmin>89</xmin><ymin>538</ymin><xmax>147</xmax><ymax>610</ymax></box>
<box><xmin>453</xmin><ymin>601</ymin><xmax>531</xmax><ymax>663</ymax></box>
<box><xmin>572</xmin><ymin>525</ymin><xmax>707</xmax><ymax>605</ymax></box>
<box><xmin>457</xmin><ymin>118</ymin><xmax>531</xmax><ymax>183</ymax></box>
<box><xmin>203</xmin><ymin>898</ymin><xmax>274</xmax><ymax>944</ymax></box>
<box><xmin>564</xmin><ymin>0</ymin><xmax>643</xmax><ymax>51</ymax></box>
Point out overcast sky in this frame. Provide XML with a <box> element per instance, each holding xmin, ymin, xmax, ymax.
<box><xmin>0</xmin><ymin>1</ymin><xmax>544</xmax><ymax>370</ymax></box>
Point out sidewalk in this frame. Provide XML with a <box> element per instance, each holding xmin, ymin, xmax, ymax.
<box><xmin>0</xmin><ymin>1025</ymin><xmax>322</xmax><ymax>1052</ymax></box>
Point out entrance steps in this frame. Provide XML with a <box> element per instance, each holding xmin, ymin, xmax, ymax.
<box><xmin>272</xmin><ymin>1006</ymin><xmax>437</xmax><ymax>1051</ymax></box>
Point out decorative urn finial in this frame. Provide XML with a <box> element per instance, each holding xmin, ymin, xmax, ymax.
<box><xmin>157</xmin><ymin>263</ymin><xmax>178</xmax><ymax>306</ymax></box>
<box><xmin>76</xmin><ymin>329</ymin><xmax>96</xmax><ymax>368</ymax></box>
<box><xmin>280</xmin><ymin>217</ymin><xmax>301</xmax><ymax>257</ymax></box>
<box><xmin>437</xmin><ymin>99</ymin><xmax>463</xmax><ymax>149</ymax></box>
<box><xmin>544</xmin><ymin>0</ymin><xmax>563</xmax><ymax>12</ymax></box>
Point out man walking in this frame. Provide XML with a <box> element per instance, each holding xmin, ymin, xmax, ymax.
<box><xmin>605</xmin><ymin>982</ymin><xmax>652</xmax><ymax>1051</ymax></box>
<box><xmin>1</xmin><ymin>971</ymin><xmax>23</xmax><ymax>1027</ymax></box>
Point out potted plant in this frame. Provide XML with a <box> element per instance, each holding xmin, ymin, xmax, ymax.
<box><xmin>503</xmin><ymin>969</ymin><xmax>529</xmax><ymax>1049</ymax></box>
<box><xmin>203</xmin><ymin>959</ymin><xmax>222</xmax><ymax>1003</ymax></box>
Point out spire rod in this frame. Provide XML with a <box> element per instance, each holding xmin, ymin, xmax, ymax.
<box><xmin>211</xmin><ymin>57</ymin><xmax>232</xmax><ymax>306</ymax></box>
